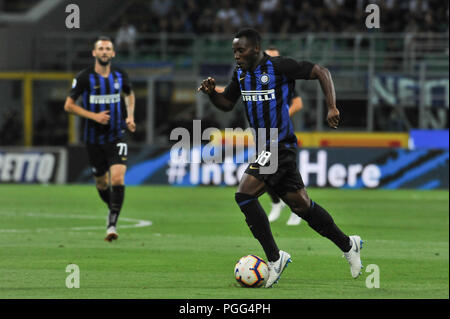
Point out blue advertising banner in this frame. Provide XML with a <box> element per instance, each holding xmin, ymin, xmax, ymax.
<box><xmin>409</xmin><ymin>130</ymin><xmax>449</xmax><ymax>149</ymax></box>
<box><xmin>68</xmin><ymin>146</ymin><xmax>449</xmax><ymax>190</ymax></box>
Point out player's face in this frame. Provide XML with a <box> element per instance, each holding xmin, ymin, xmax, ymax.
<box><xmin>232</xmin><ymin>37</ymin><xmax>259</xmax><ymax>72</ymax></box>
<box><xmin>92</xmin><ymin>40</ymin><xmax>115</xmax><ymax>66</ymax></box>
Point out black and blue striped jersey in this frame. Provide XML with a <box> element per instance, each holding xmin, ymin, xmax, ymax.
<box><xmin>223</xmin><ymin>53</ymin><xmax>314</xmax><ymax>150</ymax></box>
<box><xmin>69</xmin><ymin>66</ymin><xmax>132</xmax><ymax>144</ymax></box>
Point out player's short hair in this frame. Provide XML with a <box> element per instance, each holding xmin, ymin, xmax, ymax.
<box><xmin>93</xmin><ymin>36</ymin><xmax>113</xmax><ymax>49</ymax></box>
<box><xmin>235</xmin><ymin>28</ymin><xmax>261</xmax><ymax>48</ymax></box>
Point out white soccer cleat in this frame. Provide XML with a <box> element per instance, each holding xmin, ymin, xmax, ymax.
<box><xmin>343</xmin><ymin>235</ymin><xmax>363</xmax><ymax>278</ymax></box>
<box><xmin>268</xmin><ymin>201</ymin><xmax>286</xmax><ymax>222</ymax></box>
<box><xmin>286</xmin><ymin>212</ymin><xmax>302</xmax><ymax>226</ymax></box>
<box><xmin>105</xmin><ymin>226</ymin><xmax>119</xmax><ymax>242</ymax></box>
<box><xmin>265</xmin><ymin>250</ymin><xmax>292</xmax><ymax>288</ymax></box>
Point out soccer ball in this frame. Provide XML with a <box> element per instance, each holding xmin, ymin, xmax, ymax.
<box><xmin>234</xmin><ymin>255</ymin><xmax>269</xmax><ymax>288</ymax></box>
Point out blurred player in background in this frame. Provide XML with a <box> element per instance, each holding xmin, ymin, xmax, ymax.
<box><xmin>199</xmin><ymin>28</ymin><xmax>363</xmax><ymax>288</ymax></box>
<box><xmin>64</xmin><ymin>36</ymin><xmax>136</xmax><ymax>242</ymax></box>
<box><xmin>264</xmin><ymin>47</ymin><xmax>303</xmax><ymax>226</ymax></box>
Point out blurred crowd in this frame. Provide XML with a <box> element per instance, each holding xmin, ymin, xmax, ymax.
<box><xmin>113</xmin><ymin>0</ymin><xmax>449</xmax><ymax>36</ymax></box>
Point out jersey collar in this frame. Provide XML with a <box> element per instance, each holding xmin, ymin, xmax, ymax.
<box><xmin>250</xmin><ymin>52</ymin><xmax>269</xmax><ymax>72</ymax></box>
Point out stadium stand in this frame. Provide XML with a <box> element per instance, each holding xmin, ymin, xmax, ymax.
<box><xmin>0</xmin><ymin>0</ymin><xmax>448</xmax><ymax>146</ymax></box>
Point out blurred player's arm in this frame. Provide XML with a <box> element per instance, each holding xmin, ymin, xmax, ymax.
<box><xmin>289</xmin><ymin>96</ymin><xmax>303</xmax><ymax>117</ymax></box>
<box><xmin>121</xmin><ymin>71</ymin><xmax>136</xmax><ymax>132</ymax></box>
<box><xmin>64</xmin><ymin>97</ymin><xmax>110</xmax><ymax>125</ymax></box>
<box><xmin>197</xmin><ymin>77</ymin><xmax>238</xmax><ymax>112</ymax></box>
<box><xmin>123</xmin><ymin>91</ymin><xmax>136</xmax><ymax>132</ymax></box>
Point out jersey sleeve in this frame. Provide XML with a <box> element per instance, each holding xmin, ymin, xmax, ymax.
<box><xmin>69</xmin><ymin>70</ymin><xmax>89</xmax><ymax>100</ymax></box>
<box><xmin>272</xmin><ymin>57</ymin><xmax>315</xmax><ymax>80</ymax></box>
<box><xmin>119</xmin><ymin>69</ymin><xmax>132</xmax><ymax>95</ymax></box>
<box><xmin>222</xmin><ymin>69</ymin><xmax>241</xmax><ymax>103</ymax></box>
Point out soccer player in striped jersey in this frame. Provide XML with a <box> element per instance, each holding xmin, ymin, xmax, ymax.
<box><xmin>198</xmin><ymin>28</ymin><xmax>363</xmax><ymax>288</ymax></box>
<box><xmin>217</xmin><ymin>46</ymin><xmax>303</xmax><ymax>226</ymax></box>
<box><xmin>64</xmin><ymin>36</ymin><xmax>136</xmax><ymax>242</ymax></box>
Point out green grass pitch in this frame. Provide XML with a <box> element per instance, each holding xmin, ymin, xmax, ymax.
<box><xmin>0</xmin><ymin>184</ymin><xmax>448</xmax><ymax>299</ymax></box>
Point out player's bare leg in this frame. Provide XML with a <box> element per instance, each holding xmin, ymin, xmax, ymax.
<box><xmin>266</xmin><ymin>188</ymin><xmax>286</xmax><ymax>222</ymax></box>
<box><xmin>105</xmin><ymin>164</ymin><xmax>126</xmax><ymax>242</ymax></box>
<box><xmin>95</xmin><ymin>172</ymin><xmax>110</xmax><ymax>208</ymax></box>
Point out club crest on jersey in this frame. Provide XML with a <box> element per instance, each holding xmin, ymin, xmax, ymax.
<box><xmin>114</xmin><ymin>81</ymin><xmax>120</xmax><ymax>90</ymax></box>
<box><xmin>259</xmin><ymin>73</ymin><xmax>270</xmax><ymax>84</ymax></box>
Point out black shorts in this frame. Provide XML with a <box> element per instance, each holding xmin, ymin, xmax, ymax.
<box><xmin>85</xmin><ymin>139</ymin><xmax>128</xmax><ymax>177</ymax></box>
<box><xmin>244</xmin><ymin>148</ymin><xmax>305</xmax><ymax>196</ymax></box>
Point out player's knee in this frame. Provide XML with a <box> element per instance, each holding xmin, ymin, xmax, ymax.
<box><xmin>284</xmin><ymin>192</ymin><xmax>310</xmax><ymax>218</ymax></box>
<box><xmin>290</xmin><ymin>204</ymin><xmax>309</xmax><ymax>219</ymax></box>
<box><xmin>95</xmin><ymin>177</ymin><xmax>109</xmax><ymax>190</ymax></box>
<box><xmin>235</xmin><ymin>192</ymin><xmax>256</xmax><ymax>208</ymax></box>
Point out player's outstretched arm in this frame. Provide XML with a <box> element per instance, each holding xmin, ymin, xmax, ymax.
<box><xmin>310</xmin><ymin>64</ymin><xmax>340</xmax><ymax>129</ymax></box>
<box><xmin>197</xmin><ymin>77</ymin><xmax>235</xmax><ymax>112</ymax></box>
<box><xmin>64</xmin><ymin>97</ymin><xmax>110</xmax><ymax>125</ymax></box>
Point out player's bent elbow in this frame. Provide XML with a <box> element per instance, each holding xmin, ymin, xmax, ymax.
<box><xmin>64</xmin><ymin>98</ymin><xmax>74</xmax><ymax>112</ymax></box>
<box><xmin>64</xmin><ymin>102</ymin><xmax>71</xmax><ymax>112</ymax></box>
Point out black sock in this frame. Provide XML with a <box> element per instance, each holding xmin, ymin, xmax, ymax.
<box><xmin>97</xmin><ymin>187</ymin><xmax>110</xmax><ymax>208</ymax></box>
<box><xmin>235</xmin><ymin>192</ymin><xmax>280</xmax><ymax>262</ymax></box>
<box><xmin>267</xmin><ymin>188</ymin><xmax>280</xmax><ymax>204</ymax></box>
<box><xmin>108</xmin><ymin>185</ymin><xmax>125</xmax><ymax>228</ymax></box>
<box><xmin>302</xmin><ymin>200</ymin><xmax>351</xmax><ymax>252</ymax></box>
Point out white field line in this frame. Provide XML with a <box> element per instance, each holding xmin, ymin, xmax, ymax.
<box><xmin>0</xmin><ymin>212</ymin><xmax>152</xmax><ymax>233</ymax></box>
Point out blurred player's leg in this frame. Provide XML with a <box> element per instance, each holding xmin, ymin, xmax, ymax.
<box><xmin>286</xmin><ymin>212</ymin><xmax>302</xmax><ymax>225</ymax></box>
<box><xmin>267</xmin><ymin>187</ymin><xmax>302</xmax><ymax>225</ymax></box>
<box><xmin>105</xmin><ymin>164</ymin><xmax>126</xmax><ymax>241</ymax></box>
<box><xmin>266</xmin><ymin>187</ymin><xmax>285</xmax><ymax>222</ymax></box>
<box><xmin>95</xmin><ymin>172</ymin><xmax>110</xmax><ymax>208</ymax></box>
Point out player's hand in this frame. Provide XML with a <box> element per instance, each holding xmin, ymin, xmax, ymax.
<box><xmin>326</xmin><ymin>107</ymin><xmax>340</xmax><ymax>129</ymax></box>
<box><xmin>126</xmin><ymin>117</ymin><xmax>136</xmax><ymax>132</ymax></box>
<box><xmin>95</xmin><ymin>110</ymin><xmax>110</xmax><ymax>125</ymax></box>
<box><xmin>197</xmin><ymin>77</ymin><xmax>216</xmax><ymax>95</ymax></box>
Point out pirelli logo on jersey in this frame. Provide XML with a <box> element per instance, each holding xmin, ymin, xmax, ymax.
<box><xmin>89</xmin><ymin>93</ymin><xmax>121</xmax><ymax>104</ymax></box>
<box><xmin>241</xmin><ymin>89</ymin><xmax>275</xmax><ymax>102</ymax></box>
